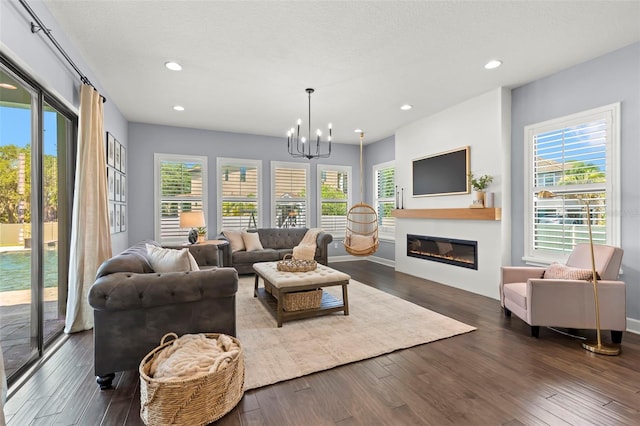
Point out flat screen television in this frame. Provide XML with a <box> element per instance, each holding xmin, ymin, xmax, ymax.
<box><xmin>412</xmin><ymin>146</ymin><xmax>470</xmax><ymax>197</ymax></box>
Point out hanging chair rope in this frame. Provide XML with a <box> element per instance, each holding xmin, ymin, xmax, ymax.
<box><xmin>344</xmin><ymin>132</ymin><xmax>379</xmax><ymax>256</ymax></box>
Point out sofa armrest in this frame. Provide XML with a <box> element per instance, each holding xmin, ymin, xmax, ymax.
<box><xmin>316</xmin><ymin>232</ymin><xmax>333</xmax><ymax>265</ymax></box>
<box><xmin>89</xmin><ymin>267</ymin><xmax>238</xmax><ymax>312</ymax></box>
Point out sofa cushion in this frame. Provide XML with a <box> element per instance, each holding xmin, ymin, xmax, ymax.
<box><xmin>146</xmin><ymin>244</ymin><xmax>193</xmax><ymax>272</ymax></box>
<box><xmin>232</xmin><ymin>249</ymin><xmax>279</xmax><ymax>264</ymax></box>
<box><xmin>544</xmin><ymin>263</ymin><xmax>598</xmax><ymax>281</ymax></box>
<box><xmin>223</xmin><ymin>230</ymin><xmax>245</xmax><ymax>252</ymax></box>
<box><xmin>242</xmin><ymin>231</ymin><xmax>264</xmax><ymax>251</ymax></box>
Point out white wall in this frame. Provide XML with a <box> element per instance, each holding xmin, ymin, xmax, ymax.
<box><xmin>394</xmin><ymin>87</ymin><xmax>511</xmax><ymax>299</ymax></box>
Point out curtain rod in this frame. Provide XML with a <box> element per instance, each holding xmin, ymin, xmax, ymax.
<box><xmin>18</xmin><ymin>0</ymin><xmax>107</xmax><ymax>103</ymax></box>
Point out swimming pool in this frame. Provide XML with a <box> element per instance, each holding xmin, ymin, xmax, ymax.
<box><xmin>0</xmin><ymin>249</ymin><xmax>59</xmax><ymax>291</ymax></box>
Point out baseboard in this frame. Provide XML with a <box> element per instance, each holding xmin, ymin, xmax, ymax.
<box><xmin>329</xmin><ymin>255</ymin><xmax>395</xmax><ymax>267</ymax></box>
<box><xmin>627</xmin><ymin>317</ymin><xmax>640</xmax><ymax>335</ymax></box>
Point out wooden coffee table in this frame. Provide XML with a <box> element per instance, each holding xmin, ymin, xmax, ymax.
<box><xmin>253</xmin><ymin>262</ymin><xmax>350</xmax><ymax>327</ymax></box>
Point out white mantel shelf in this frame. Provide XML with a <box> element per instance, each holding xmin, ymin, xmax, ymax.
<box><xmin>391</xmin><ymin>208</ymin><xmax>501</xmax><ymax>221</ymax></box>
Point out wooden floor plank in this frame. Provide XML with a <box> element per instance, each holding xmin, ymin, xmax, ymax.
<box><xmin>4</xmin><ymin>260</ymin><xmax>640</xmax><ymax>425</ymax></box>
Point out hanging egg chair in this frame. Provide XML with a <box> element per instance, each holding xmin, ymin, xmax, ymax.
<box><xmin>344</xmin><ymin>132</ymin><xmax>379</xmax><ymax>256</ymax></box>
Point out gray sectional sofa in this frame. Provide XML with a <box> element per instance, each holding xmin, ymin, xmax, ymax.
<box><xmin>88</xmin><ymin>240</ymin><xmax>238</xmax><ymax>389</ymax></box>
<box><xmin>217</xmin><ymin>228</ymin><xmax>333</xmax><ymax>274</ymax></box>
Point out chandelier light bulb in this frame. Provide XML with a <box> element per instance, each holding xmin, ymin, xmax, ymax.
<box><xmin>317</xmin><ymin>129</ymin><xmax>322</xmax><ymax>136</ymax></box>
<box><xmin>287</xmin><ymin>130</ymin><xmax>291</xmax><ymax>137</ymax></box>
<box><xmin>328</xmin><ymin>123</ymin><xmax>332</xmax><ymax>129</ymax></box>
<box><xmin>301</xmin><ymin>137</ymin><xmax>306</xmax><ymax>143</ymax></box>
<box><xmin>297</xmin><ymin>118</ymin><xmax>302</xmax><ymax>125</ymax></box>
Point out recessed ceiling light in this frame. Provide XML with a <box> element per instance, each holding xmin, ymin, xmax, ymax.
<box><xmin>165</xmin><ymin>61</ymin><xmax>182</xmax><ymax>71</ymax></box>
<box><xmin>400</xmin><ymin>104</ymin><xmax>412</xmax><ymax>111</ymax></box>
<box><xmin>0</xmin><ymin>83</ymin><xmax>17</xmax><ymax>89</ymax></box>
<box><xmin>354</xmin><ymin>128</ymin><xmax>362</xmax><ymax>133</ymax></box>
<box><xmin>173</xmin><ymin>105</ymin><xmax>185</xmax><ymax>111</ymax></box>
<box><xmin>484</xmin><ymin>59</ymin><xmax>502</xmax><ymax>70</ymax></box>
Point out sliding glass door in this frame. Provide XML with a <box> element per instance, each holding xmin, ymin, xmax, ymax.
<box><xmin>0</xmin><ymin>57</ymin><xmax>74</xmax><ymax>382</ymax></box>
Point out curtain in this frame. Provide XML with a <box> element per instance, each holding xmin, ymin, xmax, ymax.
<box><xmin>65</xmin><ymin>84</ymin><xmax>112</xmax><ymax>333</ymax></box>
<box><xmin>0</xmin><ymin>341</ymin><xmax>6</xmax><ymax>425</ymax></box>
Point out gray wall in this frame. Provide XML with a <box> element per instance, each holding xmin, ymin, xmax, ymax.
<box><xmin>128</xmin><ymin>123</ymin><xmax>361</xmax><ymax>257</ymax></box>
<box><xmin>1</xmin><ymin>0</ymin><xmax>130</xmax><ymax>254</ymax></box>
<box><xmin>364</xmin><ymin>135</ymin><xmax>396</xmax><ymax>261</ymax></box>
<box><xmin>511</xmin><ymin>42</ymin><xmax>640</xmax><ymax>322</ymax></box>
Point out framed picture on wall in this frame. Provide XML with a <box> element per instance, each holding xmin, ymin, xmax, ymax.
<box><xmin>107</xmin><ymin>132</ymin><xmax>115</xmax><ymax>168</ymax></box>
<box><xmin>120</xmin><ymin>204</ymin><xmax>126</xmax><ymax>232</ymax></box>
<box><xmin>108</xmin><ymin>168</ymin><xmax>115</xmax><ymax>200</ymax></box>
<box><xmin>115</xmin><ymin>172</ymin><xmax>121</xmax><ymax>201</ymax></box>
<box><xmin>114</xmin><ymin>140</ymin><xmax>121</xmax><ymax>172</ymax></box>
<box><xmin>120</xmin><ymin>174</ymin><xmax>126</xmax><ymax>203</ymax></box>
<box><xmin>120</xmin><ymin>144</ymin><xmax>126</xmax><ymax>174</ymax></box>
<box><xmin>115</xmin><ymin>204</ymin><xmax>121</xmax><ymax>232</ymax></box>
<box><xmin>109</xmin><ymin>202</ymin><xmax>115</xmax><ymax>233</ymax></box>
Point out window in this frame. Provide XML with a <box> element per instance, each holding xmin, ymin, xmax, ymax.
<box><xmin>217</xmin><ymin>158</ymin><xmax>261</xmax><ymax>230</ymax></box>
<box><xmin>317</xmin><ymin>164</ymin><xmax>351</xmax><ymax>236</ymax></box>
<box><xmin>374</xmin><ymin>161</ymin><xmax>396</xmax><ymax>239</ymax></box>
<box><xmin>154</xmin><ymin>154</ymin><xmax>207</xmax><ymax>244</ymax></box>
<box><xmin>524</xmin><ymin>103</ymin><xmax>620</xmax><ymax>263</ymax></box>
<box><xmin>272</xmin><ymin>161</ymin><xmax>310</xmax><ymax>228</ymax></box>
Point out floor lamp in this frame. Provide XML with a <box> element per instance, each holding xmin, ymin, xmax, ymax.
<box><xmin>536</xmin><ymin>191</ymin><xmax>620</xmax><ymax>355</ymax></box>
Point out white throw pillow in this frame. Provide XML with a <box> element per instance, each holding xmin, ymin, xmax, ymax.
<box><xmin>146</xmin><ymin>244</ymin><xmax>192</xmax><ymax>272</ymax></box>
<box><xmin>242</xmin><ymin>231</ymin><xmax>264</xmax><ymax>251</ymax></box>
<box><xmin>187</xmin><ymin>251</ymin><xmax>200</xmax><ymax>271</ymax></box>
<box><xmin>223</xmin><ymin>229</ymin><xmax>246</xmax><ymax>252</ymax></box>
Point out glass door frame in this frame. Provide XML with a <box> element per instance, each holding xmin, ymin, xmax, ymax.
<box><xmin>1</xmin><ymin>53</ymin><xmax>76</xmax><ymax>385</ymax></box>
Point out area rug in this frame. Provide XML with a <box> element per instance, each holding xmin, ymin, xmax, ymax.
<box><xmin>236</xmin><ymin>276</ymin><xmax>476</xmax><ymax>390</ymax></box>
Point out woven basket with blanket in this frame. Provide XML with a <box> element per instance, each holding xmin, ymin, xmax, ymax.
<box><xmin>139</xmin><ymin>333</ymin><xmax>244</xmax><ymax>425</ymax></box>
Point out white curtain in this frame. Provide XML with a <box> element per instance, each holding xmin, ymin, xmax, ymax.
<box><xmin>65</xmin><ymin>84</ymin><xmax>112</xmax><ymax>333</ymax></box>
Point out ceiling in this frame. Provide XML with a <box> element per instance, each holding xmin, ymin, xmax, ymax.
<box><xmin>42</xmin><ymin>1</ymin><xmax>640</xmax><ymax>144</ymax></box>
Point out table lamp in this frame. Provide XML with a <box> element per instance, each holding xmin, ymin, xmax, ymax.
<box><xmin>537</xmin><ymin>190</ymin><xmax>620</xmax><ymax>355</ymax></box>
<box><xmin>180</xmin><ymin>211</ymin><xmax>205</xmax><ymax>244</ymax></box>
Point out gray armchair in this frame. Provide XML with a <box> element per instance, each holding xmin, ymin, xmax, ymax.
<box><xmin>500</xmin><ymin>244</ymin><xmax>625</xmax><ymax>342</ymax></box>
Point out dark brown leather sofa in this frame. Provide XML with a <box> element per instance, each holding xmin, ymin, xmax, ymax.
<box><xmin>88</xmin><ymin>240</ymin><xmax>238</xmax><ymax>389</ymax></box>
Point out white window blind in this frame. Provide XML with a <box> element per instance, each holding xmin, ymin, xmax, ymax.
<box><xmin>272</xmin><ymin>162</ymin><xmax>309</xmax><ymax>228</ymax></box>
<box><xmin>317</xmin><ymin>165</ymin><xmax>351</xmax><ymax>236</ymax></box>
<box><xmin>154</xmin><ymin>154</ymin><xmax>207</xmax><ymax>244</ymax></box>
<box><xmin>524</xmin><ymin>103</ymin><xmax>620</xmax><ymax>263</ymax></box>
<box><xmin>374</xmin><ymin>161</ymin><xmax>395</xmax><ymax>238</ymax></box>
<box><xmin>217</xmin><ymin>158</ymin><xmax>261</xmax><ymax>230</ymax></box>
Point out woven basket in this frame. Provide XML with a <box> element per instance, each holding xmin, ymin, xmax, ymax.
<box><xmin>277</xmin><ymin>254</ymin><xmax>317</xmax><ymax>272</ymax></box>
<box><xmin>283</xmin><ymin>289</ymin><xmax>323</xmax><ymax>311</ymax></box>
<box><xmin>139</xmin><ymin>333</ymin><xmax>245</xmax><ymax>425</ymax></box>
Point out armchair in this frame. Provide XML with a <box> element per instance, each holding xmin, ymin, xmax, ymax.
<box><xmin>500</xmin><ymin>244</ymin><xmax>625</xmax><ymax>342</ymax></box>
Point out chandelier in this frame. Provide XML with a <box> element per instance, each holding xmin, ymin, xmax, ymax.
<box><xmin>287</xmin><ymin>88</ymin><xmax>332</xmax><ymax>159</ymax></box>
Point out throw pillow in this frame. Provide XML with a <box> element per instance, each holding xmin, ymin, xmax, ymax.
<box><xmin>146</xmin><ymin>244</ymin><xmax>192</xmax><ymax>272</ymax></box>
<box><xmin>187</xmin><ymin>251</ymin><xmax>200</xmax><ymax>271</ymax></box>
<box><xmin>543</xmin><ymin>262</ymin><xmax>598</xmax><ymax>281</ymax></box>
<box><xmin>242</xmin><ymin>231</ymin><xmax>264</xmax><ymax>251</ymax></box>
<box><xmin>222</xmin><ymin>229</ymin><xmax>246</xmax><ymax>252</ymax></box>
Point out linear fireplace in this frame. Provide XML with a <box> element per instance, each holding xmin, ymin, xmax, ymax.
<box><xmin>407</xmin><ymin>234</ymin><xmax>478</xmax><ymax>270</ymax></box>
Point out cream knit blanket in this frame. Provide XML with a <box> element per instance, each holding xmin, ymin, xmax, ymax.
<box><xmin>292</xmin><ymin>228</ymin><xmax>322</xmax><ymax>260</ymax></box>
<box><xmin>148</xmin><ymin>334</ymin><xmax>239</xmax><ymax>382</ymax></box>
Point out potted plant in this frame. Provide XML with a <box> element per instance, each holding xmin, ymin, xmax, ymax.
<box><xmin>468</xmin><ymin>172</ymin><xmax>493</xmax><ymax>207</ymax></box>
<box><xmin>197</xmin><ymin>226</ymin><xmax>207</xmax><ymax>243</ymax></box>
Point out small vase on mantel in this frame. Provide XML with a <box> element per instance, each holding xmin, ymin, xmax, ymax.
<box><xmin>471</xmin><ymin>190</ymin><xmax>485</xmax><ymax>208</ymax></box>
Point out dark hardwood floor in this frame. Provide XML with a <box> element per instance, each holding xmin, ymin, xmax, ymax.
<box><xmin>4</xmin><ymin>261</ymin><xmax>640</xmax><ymax>425</ymax></box>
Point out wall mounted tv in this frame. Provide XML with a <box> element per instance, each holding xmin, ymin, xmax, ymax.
<box><xmin>412</xmin><ymin>146</ymin><xmax>470</xmax><ymax>197</ymax></box>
